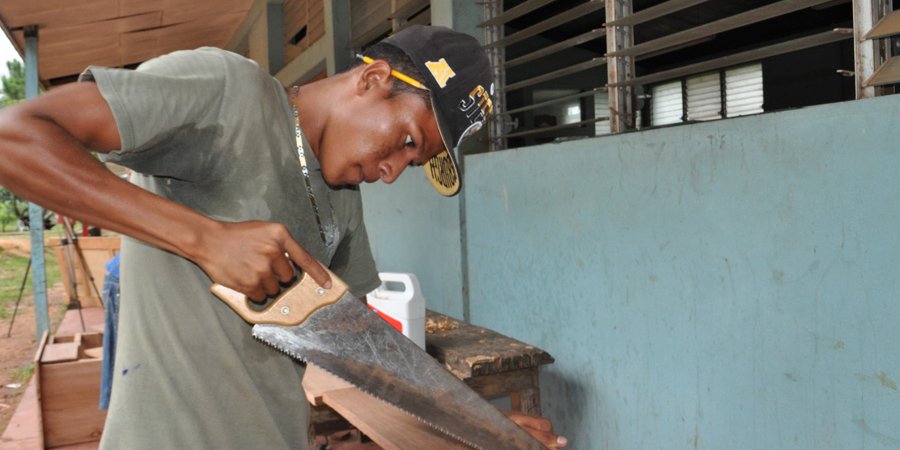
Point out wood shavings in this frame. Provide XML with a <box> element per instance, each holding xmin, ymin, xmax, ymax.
<box><xmin>425</xmin><ymin>316</ymin><xmax>459</xmax><ymax>334</ymax></box>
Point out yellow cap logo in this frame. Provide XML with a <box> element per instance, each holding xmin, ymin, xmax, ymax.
<box><xmin>425</xmin><ymin>58</ymin><xmax>456</xmax><ymax>89</ymax></box>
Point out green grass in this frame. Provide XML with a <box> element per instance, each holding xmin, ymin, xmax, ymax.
<box><xmin>9</xmin><ymin>362</ymin><xmax>34</xmax><ymax>384</ymax></box>
<box><xmin>0</xmin><ymin>235</ymin><xmax>62</xmax><ymax>320</ymax></box>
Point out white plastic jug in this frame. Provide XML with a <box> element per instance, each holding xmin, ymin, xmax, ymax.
<box><xmin>367</xmin><ymin>272</ymin><xmax>426</xmax><ymax>349</ymax></box>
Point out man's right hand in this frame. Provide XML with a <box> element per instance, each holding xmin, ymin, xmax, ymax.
<box><xmin>194</xmin><ymin>220</ymin><xmax>332</xmax><ymax>302</ymax></box>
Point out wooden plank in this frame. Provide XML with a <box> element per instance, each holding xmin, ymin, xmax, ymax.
<box><xmin>393</xmin><ymin>0</ymin><xmax>429</xmax><ymax>21</ymax></box>
<box><xmin>864</xmin><ymin>55</ymin><xmax>900</xmax><ymax>86</ymax></box>
<box><xmin>351</xmin><ymin>0</ymin><xmax>391</xmax><ymax>31</ymax></box>
<box><xmin>425</xmin><ymin>311</ymin><xmax>554</xmax><ymax>380</ymax></box>
<box><xmin>864</xmin><ymin>9</ymin><xmax>900</xmax><ymax>39</ymax></box>
<box><xmin>120</xmin><ymin>12</ymin><xmax>244</xmax><ymax>50</ymax></box>
<box><xmin>37</xmin><ymin>332</ymin><xmax>106</xmax><ymax>448</ymax></box>
<box><xmin>284</xmin><ymin>1</ymin><xmax>310</xmax><ymax>43</ymax></box>
<box><xmin>465</xmin><ymin>368</ymin><xmax>540</xmax><ymax>400</ymax></box>
<box><xmin>118</xmin><ymin>0</ymin><xmax>248</xmax><ymax>17</ymax></box>
<box><xmin>161</xmin><ymin>2</ymin><xmax>250</xmax><ymax>26</ymax></box>
<box><xmin>40</xmin><ymin>12</ymin><xmax>162</xmax><ymax>42</ymax></box>
<box><xmin>40</xmin><ymin>359</ymin><xmax>106</xmax><ymax>447</ymax></box>
<box><xmin>224</xmin><ymin>0</ymin><xmax>266</xmax><ymax>53</ymax></box>
<box><xmin>321</xmin><ymin>388</ymin><xmax>469</xmax><ymax>450</ymax></box>
<box><xmin>2</xmin><ymin>0</ymin><xmax>119</xmax><ymax>28</ymax></box>
<box><xmin>308</xmin><ymin>2</ymin><xmax>325</xmax><ymax>43</ymax></box>
<box><xmin>606</xmin><ymin>0</ymin><xmax>711</xmax><ymax>26</ymax></box>
<box><xmin>607</xmin><ymin>0</ymin><xmax>847</xmax><ymax>57</ymax></box>
<box><xmin>40</xmin><ymin>42</ymin><xmax>121</xmax><ymax>80</ymax></box>
<box><xmin>40</xmin><ymin>343</ymin><xmax>80</xmax><ymax>364</ymax></box>
<box><xmin>350</xmin><ymin>9</ymin><xmax>392</xmax><ymax>48</ymax></box>
<box><xmin>302</xmin><ymin>364</ymin><xmax>352</xmax><ymax>406</ymax></box>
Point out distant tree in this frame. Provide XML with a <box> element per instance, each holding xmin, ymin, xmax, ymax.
<box><xmin>0</xmin><ymin>188</ymin><xmax>16</xmax><ymax>232</ymax></box>
<box><xmin>0</xmin><ymin>59</ymin><xmax>53</xmax><ymax>231</ymax></box>
<box><xmin>1</xmin><ymin>59</ymin><xmax>25</xmax><ymax>106</ymax></box>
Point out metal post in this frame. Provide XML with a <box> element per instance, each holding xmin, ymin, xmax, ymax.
<box><xmin>853</xmin><ymin>0</ymin><xmax>878</xmax><ymax>98</ymax></box>
<box><xmin>24</xmin><ymin>25</ymin><xmax>49</xmax><ymax>342</ymax></box>
<box><xmin>606</xmin><ymin>0</ymin><xmax>636</xmax><ymax>132</ymax></box>
<box><xmin>483</xmin><ymin>0</ymin><xmax>507</xmax><ymax>151</ymax></box>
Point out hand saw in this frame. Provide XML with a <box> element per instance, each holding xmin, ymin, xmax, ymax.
<box><xmin>211</xmin><ymin>269</ymin><xmax>546</xmax><ymax>450</ymax></box>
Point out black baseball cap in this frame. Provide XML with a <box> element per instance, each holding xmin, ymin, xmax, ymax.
<box><xmin>380</xmin><ymin>25</ymin><xmax>494</xmax><ymax>197</ymax></box>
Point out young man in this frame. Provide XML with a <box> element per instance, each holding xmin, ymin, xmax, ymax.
<box><xmin>0</xmin><ymin>25</ymin><xmax>566</xmax><ymax>448</ymax></box>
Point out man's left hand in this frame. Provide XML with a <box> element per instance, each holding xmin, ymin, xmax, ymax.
<box><xmin>504</xmin><ymin>410</ymin><xmax>568</xmax><ymax>449</ymax></box>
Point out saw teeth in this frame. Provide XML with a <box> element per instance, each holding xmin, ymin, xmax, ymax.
<box><xmin>253</xmin><ymin>333</ymin><xmax>481</xmax><ymax>449</ymax></box>
<box><xmin>253</xmin><ymin>334</ymin><xmax>309</xmax><ymax>364</ymax></box>
<box><xmin>302</xmin><ymin>361</ymin><xmax>483</xmax><ymax>450</ymax></box>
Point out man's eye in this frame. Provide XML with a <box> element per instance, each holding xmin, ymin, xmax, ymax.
<box><xmin>405</xmin><ymin>134</ymin><xmax>415</xmax><ymax>147</ymax></box>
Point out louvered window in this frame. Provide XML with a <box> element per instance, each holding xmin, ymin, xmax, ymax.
<box><xmin>686</xmin><ymin>72</ymin><xmax>722</xmax><ymax>121</ymax></box>
<box><xmin>725</xmin><ymin>64</ymin><xmax>764</xmax><ymax>117</ymax></box>
<box><xmin>651</xmin><ymin>64</ymin><xmax>763</xmax><ymax>126</ymax></box>
<box><xmin>651</xmin><ymin>81</ymin><xmax>683</xmax><ymax>126</ymax></box>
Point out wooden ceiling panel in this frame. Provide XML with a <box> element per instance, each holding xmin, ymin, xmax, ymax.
<box><xmin>39</xmin><ymin>12</ymin><xmax>163</xmax><ymax>42</ymax></box>
<box><xmin>0</xmin><ymin>0</ymin><xmax>253</xmax><ymax>85</ymax></box>
<box><xmin>160</xmin><ymin>1</ymin><xmax>251</xmax><ymax>26</ymax></box>
<box><xmin>2</xmin><ymin>0</ymin><xmax>119</xmax><ymax>28</ymax></box>
<box><xmin>117</xmin><ymin>0</ymin><xmax>250</xmax><ymax>18</ymax></box>
<box><xmin>40</xmin><ymin>44</ymin><xmax>122</xmax><ymax>80</ymax></box>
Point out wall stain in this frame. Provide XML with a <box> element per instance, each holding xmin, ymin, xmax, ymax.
<box><xmin>876</xmin><ymin>371</ymin><xmax>898</xmax><ymax>391</ymax></box>
<box><xmin>853</xmin><ymin>419</ymin><xmax>900</xmax><ymax>447</ymax></box>
<box><xmin>773</xmin><ymin>270</ymin><xmax>785</xmax><ymax>284</ymax></box>
<box><xmin>855</xmin><ymin>372</ymin><xmax>899</xmax><ymax>391</ymax></box>
<box><xmin>502</xmin><ymin>185</ymin><xmax>509</xmax><ymax>212</ymax></box>
<box><xmin>832</xmin><ymin>340</ymin><xmax>845</xmax><ymax>350</ymax></box>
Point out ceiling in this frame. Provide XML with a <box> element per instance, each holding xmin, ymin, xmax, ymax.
<box><xmin>0</xmin><ymin>0</ymin><xmax>253</xmax><ymax>87</ymax></box>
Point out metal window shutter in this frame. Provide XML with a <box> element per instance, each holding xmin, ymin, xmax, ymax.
<box><xmin>686</xmin><ymin>72</ymin><xmax>722</xmax><ymax>121</ymax></box>
<box><xmin>651</xmin><ymin>81</ymin><xmax>683</xmax><ymax>126</ymax></box>
<box><xmin>725</xmin><ymin>64</ymin><xmax>763</xmax><ymax>117</ymax></box>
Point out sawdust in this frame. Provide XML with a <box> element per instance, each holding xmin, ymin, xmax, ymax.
<box><xmin>425</xmin><ymin>315</ymin><xmax>459</xmax><ymax>334</ymax></box>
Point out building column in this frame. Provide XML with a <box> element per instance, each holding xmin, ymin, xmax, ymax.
<box><xmin>24</xmin><ymin>25</ymin><xmax>49</xmax><ymax>342</ymax></box>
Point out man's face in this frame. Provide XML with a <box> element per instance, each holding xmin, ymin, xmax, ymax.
<box><xmin>316</xmin><ymin>90</ymin><xmax>445</xmax><ymax>187</ymax></box>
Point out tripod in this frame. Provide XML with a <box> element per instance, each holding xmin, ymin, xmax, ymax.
<box><xmin>5</xmin><ymin>257</ymin><xmax>31</xmax><ymax>338</ymax></box>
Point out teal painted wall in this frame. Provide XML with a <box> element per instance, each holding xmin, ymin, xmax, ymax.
<box><xmin>362</xmin><ymin>95</ymin><xmax>900</xmax><ymax>449</ymax></box>
<box><xmin>360</xmin><ymin>170</ymin><xmax>465</xmax><ymax>318</ymax></box>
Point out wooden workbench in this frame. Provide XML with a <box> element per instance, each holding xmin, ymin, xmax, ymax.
<box><xmin>424</xmin><ymin>311</ymin><xmax>555</xmax><ymax>415</ymax></box>
<box><xmin>303</xmin><ymin>310</ymin><xmax>554</xmax><ymax>448</ymax></box>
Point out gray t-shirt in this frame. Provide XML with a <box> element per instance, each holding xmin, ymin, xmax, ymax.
<box><xmin>81</xmin><ymin>47</ymin><xmax>380</xmax><ymax>449</ymax></box>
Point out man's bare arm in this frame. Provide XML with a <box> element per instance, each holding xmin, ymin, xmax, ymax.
<box><xmin>0</xmin><ymin>82</ymin><xmax>330</xmax><ymax>299</ymax></box>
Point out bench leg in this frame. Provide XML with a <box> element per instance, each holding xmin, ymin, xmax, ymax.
<box><xmin>510</xmin><ymin>369</ymin><xmax>541</xmax><ymax>415</ymax></box>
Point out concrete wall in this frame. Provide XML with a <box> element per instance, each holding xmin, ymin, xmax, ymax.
<box><xmin>362</xmin><ymin>95</ymin><xmax>900</xmax><ymax>449</ymax></box>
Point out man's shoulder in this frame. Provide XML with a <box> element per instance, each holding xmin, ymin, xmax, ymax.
<box><xmin>138</xmin><ymin>47</ymin><xmax>265</xmax><ymax>79</ymax></box>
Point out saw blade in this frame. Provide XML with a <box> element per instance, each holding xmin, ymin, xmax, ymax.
<box><xmin>252</xmin><ymin>293</ymin><xmax>546</xmax><ymax>450</ymax></box>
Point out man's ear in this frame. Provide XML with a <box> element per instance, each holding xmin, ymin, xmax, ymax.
<box><xmin>356</xmin><ymin>59</ymin><xmax>394</xmax><ymax>96</ymax></box>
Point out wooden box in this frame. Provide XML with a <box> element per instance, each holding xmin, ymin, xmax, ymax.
<box><xmin>49</xmin><ymin>236</ymin><xmax>120</xmax><ymax>308</ymax></box>
<box><xmin>34</xmin><ymin>331</ymin><xmax>107</xmax><ymax>448</ymax></box>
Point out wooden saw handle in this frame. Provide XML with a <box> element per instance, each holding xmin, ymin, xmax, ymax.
<box><xmin>210</xmin><ymin>268</ymin><xmax>348</xmax><ymax>326</ymax></box>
